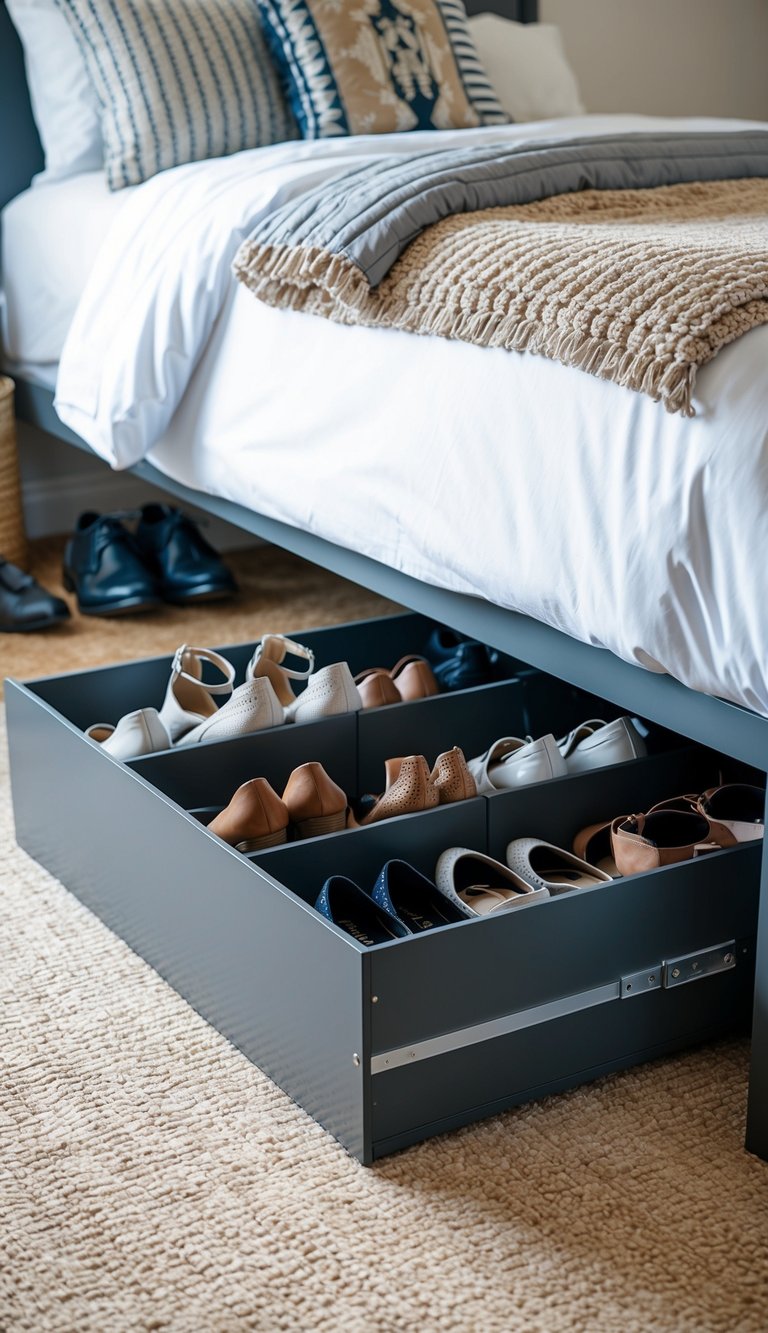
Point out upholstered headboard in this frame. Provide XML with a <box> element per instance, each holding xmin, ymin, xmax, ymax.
<box><xmin>0</xmin><ymin>0</ymin><xmax>538</xmax><ymax>215</ymax></box>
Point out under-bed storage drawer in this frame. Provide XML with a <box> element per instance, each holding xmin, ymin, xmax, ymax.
<box><xmin>254</xmin><ymin>746</ymin><xmax>760</xmax><ymax>1159</ymax></box>
<box><xmin>6</xmin><ymin>612</ymin><xmax>762</xmax><ymax>1164</ymax></box>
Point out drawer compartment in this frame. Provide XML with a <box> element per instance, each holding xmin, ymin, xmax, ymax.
<box><xmin>5</xmin><ymin>612</ymin><xmax>763</xmax><ymax>1165</ymax></box>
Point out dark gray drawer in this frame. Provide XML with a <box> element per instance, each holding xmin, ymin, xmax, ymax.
<box><xmin>5</xmin><ymin>611</ymin><xmax>762</xmax><ymax>1165</ymax></box>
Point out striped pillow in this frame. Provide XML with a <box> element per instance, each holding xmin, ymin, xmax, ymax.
<box><xmin>257</xmin><ymin>0</ymin><xmax>508</xmax><ymax>140</ymax></box>
<box><xmin>53</xmin><ymin>0</ymin><xmax>296</xmax><ymax>189</ymax></box>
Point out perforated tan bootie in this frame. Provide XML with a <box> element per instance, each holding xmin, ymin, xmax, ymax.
<box><xmin>430</xmin><ymin>747</ymin><xmax>476</xmax><ymax>804</ymax></box>
<box><xmin>360</xmin><ymin>755</ymin><xmax>439</xmax><ymax>826</ymax></box>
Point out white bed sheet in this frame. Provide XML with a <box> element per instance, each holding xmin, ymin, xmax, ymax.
<box><xmin>147</xmin><ymin>276</ymin><xmax>768</xmax><ymax>717</ymax></box>
<box><xmin>11</xmin><ymin>115</ymin><xmax>768</xmax><ymax>716</ymax></box>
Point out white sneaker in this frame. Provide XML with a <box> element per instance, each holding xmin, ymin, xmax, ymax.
<box><xmin>247</xmin><ymin>633</ymin><xmax>362</xmax><ymax>724</ymax></box>
<box><xmin>158</xmin><ymin>645</ymin><xmax>236</xmax><ymax>743</ymax></box>
<box><xmin>467</xmin><ymin>735</ymin><xmax>567</xmax><ymax>794</ymax></box>
<box><xmin>174</xmin><ymin>679</ymin><xmax>283</xmax><ymax>746</ymax></box>
<box><xmin>557</xmin><ymin>717</ymin><xmax>647</xmax><ymax>774</ymax></box>
<box><xmin>86</xmin><ymin>707</ymin><xmax>170</xmax><ymax>760</ymax></box>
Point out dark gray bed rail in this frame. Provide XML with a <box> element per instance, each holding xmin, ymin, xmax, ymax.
<box><xmin>2</xmin><ymin>0</ymin><xmax>768</xmax><ymax>1165</ymax></box>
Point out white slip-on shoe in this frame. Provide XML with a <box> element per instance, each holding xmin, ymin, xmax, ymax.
<box><xmin>467</xmin><ymin>735</ymin><xmax>567</xmax><ymax>794</ymax></box>
<box><xmin>174</xmin><ymin>678</ymin><xmax>283</xmax><ymax>747</ymax></box>
<box><xmin>86</xmin><ymin>707</ymin><xmax>170</xmax><ymax>760</ymax></box>
<box><xmin>505</xmin><ymin>837</ymin><xmax>613</xmax><ymax>896</ymax></box>
<box><xmin>247</xmin><ymin>633</ymin><xmax>362</xmax><ymax>724</ymax></box>
<box><xmin>557</xmin><ymin>717</ymin><xmax>647</xmax><ymax>774</ymax></box>
<box><xmin>158</xmin><ymin>645</ymin><xmax>236</xmax><ymax>744</ymax></box>
<box><xmin>435</xmin><ymin>847</ymin><xmax>550</xmax><ymax>917</ymax></box>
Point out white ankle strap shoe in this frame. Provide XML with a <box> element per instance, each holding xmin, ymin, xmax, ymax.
<box><xmin>174</xmin><ymin>678</ymin><xmax>283</xmax><ymax>746</ymax></box>
<box><xmin>288</xmin><ymin>661</ymin><xmax>362</xmax><ymax>724</ymax></box>
<box><xmin>158</xmin><ymin>645</ymin><xmax>236</xmax><ymax>743</ymax></box>
<box><xmin>247</xmin><ymin>633</ymin><xmax>361</xmax><ymax>724</ymax></box>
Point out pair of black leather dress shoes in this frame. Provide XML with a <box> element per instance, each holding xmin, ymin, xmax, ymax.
<box><xmin>0</xmin><ymin>557</ymin><xmax>70</xmax><ymax>632</ymax></box>
<box><xmin>63</xmin><ymin>504</ymin><xmax>238</xmax><ymax>616</ymax></box>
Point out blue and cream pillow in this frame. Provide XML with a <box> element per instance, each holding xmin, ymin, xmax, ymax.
<box><xmin>257</xmin><ymin>0</ymin><xmax>508</xmax><ymax>140</ymax></box>
<box><xmin>53</xmin><ymin>0</ymin><xmax>296</xmax><ymax>189</ymax></box>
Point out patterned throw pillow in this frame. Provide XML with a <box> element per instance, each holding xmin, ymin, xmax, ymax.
<box><xmin>53</xmin><ymin>0</ymin><xmax>296</xmax><ymax>189</ymax></box>
<box><xmin>257</xmin><ymin>0</ymin><xmax>508</xmax><ymax>139</ymax></box>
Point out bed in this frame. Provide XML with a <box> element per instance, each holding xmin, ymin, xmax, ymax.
<box><xmin>2</xmin><ymin>0</ymin><xmax>768</xmax><ymax>1162</ymax></box>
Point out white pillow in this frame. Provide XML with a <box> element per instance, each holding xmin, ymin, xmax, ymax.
<box><xmin>468</xmin><ymin>14</ymin><xmax>585</xmax><ymax>122</ymax></box>
<box><xmin>53</xmin><ymin>0</ymin><xmax>296</xmax><ymax>190</ymax></box>
<box><xmin>6</xmin><ymin>0</ymin><xmax>104</xmax><ymax>184</ymax></box>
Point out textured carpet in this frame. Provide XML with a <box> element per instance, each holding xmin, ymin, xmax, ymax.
<box><xmin>0</xmin><ymin>536</ymin><xmax>398</xmax><ymax>689</ymax></box>
<box><xmin>2</xmin><ymin>545</ymin><xmax>768</xmax><ymax>1331</ymax></box>
<box><xmin>2</xmin><ymin>722</ymin><xmax>768</xmax><ymax>1331</ymax></box>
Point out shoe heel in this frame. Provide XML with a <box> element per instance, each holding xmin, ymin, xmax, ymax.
<box><xmin>292</xmin><ymin>809</ymin><xmax>347</xmax><ymax>840</ymax></box>
<box><xmin>235</xmin><ymin>828</ymin><xmax>288</xmax><ymax>853</ymax></box>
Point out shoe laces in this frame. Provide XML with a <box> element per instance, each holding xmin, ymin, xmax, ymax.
<box><xmin>151</xmin><ymin>508</ymin><xmax>213</xmax><ymax>553</ymax></box>
<box><xmin>83</xmin><ymin>513</ymin><xmax>143</xmax><ymax>571</ymax></box>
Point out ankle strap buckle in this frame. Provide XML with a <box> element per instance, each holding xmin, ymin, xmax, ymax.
<box><xmin>251</xmin><ymin>634</ymin><xmax>315</xmax><ymax>681</ymax></box>
<box><xmin>171</xmin><ymin>645</ymin><xmax>235</xmax><ymax>694</ymax></box>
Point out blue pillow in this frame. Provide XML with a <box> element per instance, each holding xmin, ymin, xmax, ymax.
<box><xmin>257</xmin><ymin>0</ymin><xmax>508</xmax><ymax>140</ymax></box>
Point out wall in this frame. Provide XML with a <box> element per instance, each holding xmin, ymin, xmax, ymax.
<box><xmin>17</xmin><ymin>423</ymin><xmax>255</xmax><ymax>551</ymax></box>
<box><xmin>541</xmin><ymin>0</ymin><xmax>768</xmax><ymax>121</ymax></box>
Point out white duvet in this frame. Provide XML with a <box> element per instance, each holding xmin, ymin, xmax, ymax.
<box><xmin>54</xmin><ymin>115</ymin><xmax>768</xmax><ymax>716</ymax></box>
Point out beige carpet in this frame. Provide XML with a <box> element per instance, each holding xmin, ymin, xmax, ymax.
<box><xmin>2</xmin><ymin>548</ymin><xmax>768</xmax><ymax>1331</ymax></box>
<box><xmin>0</xmin><ymin>538</ymin><xmax>399</xmax><ymax>688</ymax></box>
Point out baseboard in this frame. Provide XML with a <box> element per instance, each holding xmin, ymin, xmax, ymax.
<box><xmin>19</xmin><ymin>440</ymin><xmax>259</xmax><ymax>553</ymax></box>
<box><xmin>22</xmin><ymin>467</ymin><xmax>158</xmax><ymax>540</ymax></box>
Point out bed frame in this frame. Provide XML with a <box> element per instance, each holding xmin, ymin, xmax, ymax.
<box><xmin>2</xmin><ymin>0</ymin><xmax>767</xmax><ymax>1163</ymax></box>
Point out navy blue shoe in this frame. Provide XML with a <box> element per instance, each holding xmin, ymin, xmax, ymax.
<box><xmin>63</xmin><ymin>512</ymin><xmax>162</xmax><ymax>616</ymax></box>
<box><xmin>0</xmin><ymin>558</ymin><xmax>70</xmax><ymax>632</ymax></box>
<box><xmin>427</xmin><ymin>628</ymin><xmax>472</xmax><ymax>664</ymax></box>
<box><xmin>315</xmin><ymin>876</ymin><xmax>409</xmax><ymax>946</ymax></box>
<box><xmin>135</xmin><ymin>504</ymin><xmax>237</xmax><ymax>605</ymax></box>
<box><xmin>371</xmin><ymin>859</ymin><xmax>465</xmax><ymax>933</ymax></box>
<box><xmin>427</xmin><ymin>629</ymin><xmax>505</xmax><ymax>691</ymax></box>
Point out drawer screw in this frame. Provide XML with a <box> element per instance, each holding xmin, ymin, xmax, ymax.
<box><xmin>691</xmin><ymin>961</ymin><xmax>700</xmax><ymax>972</ymax></box>
<box><xmin>371</xmin><ymin>995</ymin><xmax>379</xmax><ymax>1004</ymax></box>
<box><xmin>648</xmin><ymin>975</ymin><xmax>656</xmax><ymax>984</ymax></box>
<box><xmin>352</xmin><ymin>1053</ymin><xmax>360</xmax><ymax>1068</ymax></box>
<box><xmin>724</xmin><ymin>952</ymin><xmax>734</xmax><ymax>965</ymax></box>
<box><xmin>671</xmin><ymin>967</ymin><xmax>681</xmax><ymax>979</ymax></box>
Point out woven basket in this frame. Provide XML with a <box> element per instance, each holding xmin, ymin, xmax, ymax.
<box><xmin>0</xmin><ymin>377</ymin><xmax>29</xmax><ymax>570</ymax></box>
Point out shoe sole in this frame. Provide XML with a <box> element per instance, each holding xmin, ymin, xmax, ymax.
<box><xmin>0</xmin><ymin>613</ymin><xmax>70</xmax><ymax>633</ymax></box>
<box><xmin>62</xmin><ymin>570</ymin><xmax>162</xmax><ymax>616</ymax></box>
<box><xmin>235</xmin><ymin>828</ymin><xmax>288</xmax><ymax>854</ymax></box>
<box><xmin>163</xmin><ymin>587</ymin><xmax>237</xmax><ymax>605</ymax></box>
<box><xmin>76</xmin><ymin>598</ymin><xmax>163</xmax><ymax>617</ymax></box>
<box><xmin>291</xmin><ymin>809</ymin><xmax>347</xmax><ymax>840</ymax></box>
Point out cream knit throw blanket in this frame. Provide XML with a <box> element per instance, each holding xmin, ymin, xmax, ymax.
<box><xmin>238</xmin><ymin>178</ymin><xmax>768</xmax><ymax>415</ymax></box>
